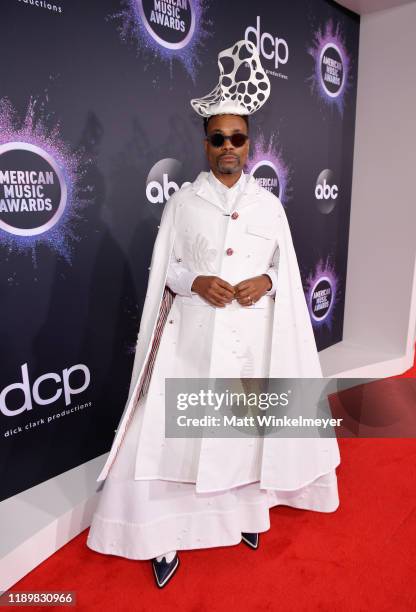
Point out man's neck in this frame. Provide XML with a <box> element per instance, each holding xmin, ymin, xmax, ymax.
<box><xmin>211</xmin><ymin>168</ymin><xmax>242</xmax><ymax>189</ymax></box>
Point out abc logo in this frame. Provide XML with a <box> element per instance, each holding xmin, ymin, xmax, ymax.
<box><xmin>245</xmin><ymin>16</ymin><xmax>289</xmax><ymax>70</ymax></box>
<box><xmin>0</xmin><ymin>363</ymin><xmax>90</xmax><ymax>416</ymax></box>
<box><xmin>315</xmin><ymin>169</ymin><xmax>338</xmax><ymax>213</ymax></box>
<box><xmin>315</xmin><ymin>180</ymin><xmax>338</xmax><ymax>200</ymax></box>
<box><xmin>146</xmin><ymin>158</ymin><xmax>190</xmax><ymax>205</ymax></box>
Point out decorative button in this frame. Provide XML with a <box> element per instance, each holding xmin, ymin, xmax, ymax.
<box><xmin>231</xmin><ymin>211</ymin><xmax>239</xmax><ymax>220</ymax></box>
<box><xmin>226</xmin><ymin>247</ymin><xmax>234</xmax><ymax>256</ymax></box>
<box><xmin>176</xmin><ymin>257</ymin><xmax>182</xmax><ymax>262</ymax></box>
<box><xmin>169</xmin><ymin>319</ymin><xmax>174</xmax><ymax>323</ymax></box>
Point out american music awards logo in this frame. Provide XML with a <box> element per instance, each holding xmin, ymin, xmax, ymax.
<box><xmin>305</xmin><ymin>256</ymin><xmax>341</xmax><ymax>331</ymax></box>
<box><xmin>0</xmin><ymin>97</ymin><xmax>90</xmax><ymax>263</ymax></box>
<box><xmin>245</xmin><ymin>133</ymin><xmax>291</xmax><ymax>205</ymax></box>
<box><xmin>307</xmin><ymin>19</ymin><xmax>351</xmax><ymax>115</ymax></box>
<box><xmin>0</xmin><ymin>142</ymin><xmax>67</xmax><ymax>237</ymax></box>
<box><xmin>112</xmin><ymin>0</ymin><xmax>211</xmax><ymax>80</ymax></box>
<box><xmin>139</xmin><ymin>0</ymin><xmax>195</xmax><ymax>49</ymax></box>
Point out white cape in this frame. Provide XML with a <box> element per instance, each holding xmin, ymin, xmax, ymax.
<box><xmin>96</xmin><ymin>171</ymin><xmax>340</xmax><ymax>489</ymax></box>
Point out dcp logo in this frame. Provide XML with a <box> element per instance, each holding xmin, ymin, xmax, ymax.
<box><xmin>0</xmin><ymin>363</ymin><xmax>91</xmax><ymax>416</ymax></box>
<box><xmin>245</xmin><ymin>15</ymin><xmax>289</xmax><ymax>71</ymax></box>
<box><xmin>315</xmin><ymin>169</ymin><xmax>338</xmax><ymax>213</ymax></box>
<box><xmin>146</xmin><ymin>158</ymin><xmax>190</xmax><ymax>205</ymax></box>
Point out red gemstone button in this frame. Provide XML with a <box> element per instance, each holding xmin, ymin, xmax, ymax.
<box><xmin>231</xmin><ymin>211</ymin><xmax>239</xmax><ymax>220</ymax></box>
<box><xmin>226</xmin><ymin>248</ymin><xmax>234</xmax><ymax>256</ymax></box>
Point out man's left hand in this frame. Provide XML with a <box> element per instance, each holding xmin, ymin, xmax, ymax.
<box><xmin>233</xmin><ymin>275</ymin><xmax>272</xmax><ymax>307</ymax></box>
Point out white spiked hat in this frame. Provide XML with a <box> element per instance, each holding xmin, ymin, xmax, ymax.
<box><xmin>190</xmin><ymin>39</ymin><xmax>271</xmax><ymax>118</ymax></box>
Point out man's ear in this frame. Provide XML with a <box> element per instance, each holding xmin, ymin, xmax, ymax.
<box><xmin>203</xmin><ymin>138</ymin><xmax>209</xmax><ymax>157</ymax></box>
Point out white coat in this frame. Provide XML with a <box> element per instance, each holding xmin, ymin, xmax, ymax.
<box><xmin>96</xmin><ymin>171</ymin><xmax>341</xmax><ymax>490</ymax></box>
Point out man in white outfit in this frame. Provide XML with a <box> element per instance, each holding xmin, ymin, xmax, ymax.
<box><xmin>87</xmin><ymin>39</ymin><xmax>340</xmax><ymax>588</ymax></box>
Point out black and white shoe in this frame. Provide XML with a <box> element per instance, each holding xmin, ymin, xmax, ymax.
<box><xmin>241</xmin><ymin>532</ymin><xmax>260</xmax><ymax>550</ymax></box>
<box><xmin>152</xmin><ymin>553</ymin><xmax>180</xmax><ymax>588</ymax></box>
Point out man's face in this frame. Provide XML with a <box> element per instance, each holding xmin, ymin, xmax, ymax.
<box><xmin>204</xmin><ymin>114</ymin><xmax>249</xmax><ymax>175</ymax></box>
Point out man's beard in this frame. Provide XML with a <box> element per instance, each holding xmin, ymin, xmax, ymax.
<box><xmin>216</xmin><ymin>155</ymin><xmax>241</xmax><ymax>174</ymax></box>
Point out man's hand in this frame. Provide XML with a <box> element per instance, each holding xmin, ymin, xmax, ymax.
<box><xmin>234</xmin><ymin>275</ymin><xmax>272</xmax><ymax>306</ymax></box>
<box><xmin>191</xmin><ymin>276</ymin><xmax>235</xmax><ymax>307</ymax></box>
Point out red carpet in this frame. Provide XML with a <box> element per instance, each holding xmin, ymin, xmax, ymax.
<box><xmin>11</xmin><ymin>346</ymin><xmax>416</xmax><ymax>611</ymax></box>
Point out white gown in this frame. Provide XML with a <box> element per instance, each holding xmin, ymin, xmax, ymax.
<box><xmin>87</xmin><ymin>172</ymin><xmax>340</xmax><ymax>560</ymax></box>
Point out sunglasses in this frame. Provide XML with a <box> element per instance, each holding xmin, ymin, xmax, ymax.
<box><xmin>206</xmin><ymin>132</ymin><xmax>249</xmax><ymax>148</ymax></box>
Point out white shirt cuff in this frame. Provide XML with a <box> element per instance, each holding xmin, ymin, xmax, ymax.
<box><xmin>264</xmin><ymin>267</ymin><xmax>277</xmax><ymax>297</ymax></box>
<box><xmin>166</xmin><ymin>256</ymin><xmax>199</xmax><ymax>297</ymax></box>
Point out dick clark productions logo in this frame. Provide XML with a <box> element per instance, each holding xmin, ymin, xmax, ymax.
<box><xmin>0</xmin><ymin>142</ymin><xmax>67</xmax><ymax>237</ymax></box>
<box><xmin>138</xmin><ymin>0</ymin><xmax>195</xmax><ymax>49</ymax></box>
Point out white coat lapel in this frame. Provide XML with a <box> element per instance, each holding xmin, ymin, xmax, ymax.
<box><xmin>237</xmin><ymin>173</ymin><xmax>262</xmax><ymax>212</ymax></box>
<box><xmin>192</xmin><ymin>170</ymin><xmax>261</xmax><ymax>213</ymax></box>
<box><xmin>192</xmin><ymin>171</ymin><xmax>226</xmax><ymax>213</ymax></box>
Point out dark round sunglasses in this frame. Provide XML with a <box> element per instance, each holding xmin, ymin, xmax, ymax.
<box><xmin>206</xmin><ymin>132</ymin><xmax>249</xmax><ymax>148</ymax></box>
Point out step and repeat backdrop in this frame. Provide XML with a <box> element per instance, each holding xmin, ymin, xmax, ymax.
<box><xmin>0</xmin><ymin>0</ymin><xmax>359</xmax><ymax>501</ymax></box>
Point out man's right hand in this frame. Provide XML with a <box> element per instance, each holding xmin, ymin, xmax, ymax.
<box><xmin>191</xmin><ymin>276</ymin><xmax>235</xmax><ymax>307</ymax></box>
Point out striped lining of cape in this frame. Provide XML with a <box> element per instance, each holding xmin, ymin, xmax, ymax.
<box><xmin>106</xmin><ymin>285</ymin><xmax>175</xmax><ymax>475</ymax></box>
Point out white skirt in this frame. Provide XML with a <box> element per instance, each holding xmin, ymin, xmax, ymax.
<box><xmin>87</xmin><ymin>395</ymin><xmax>340</xmax><ymax>561</ymax></box>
